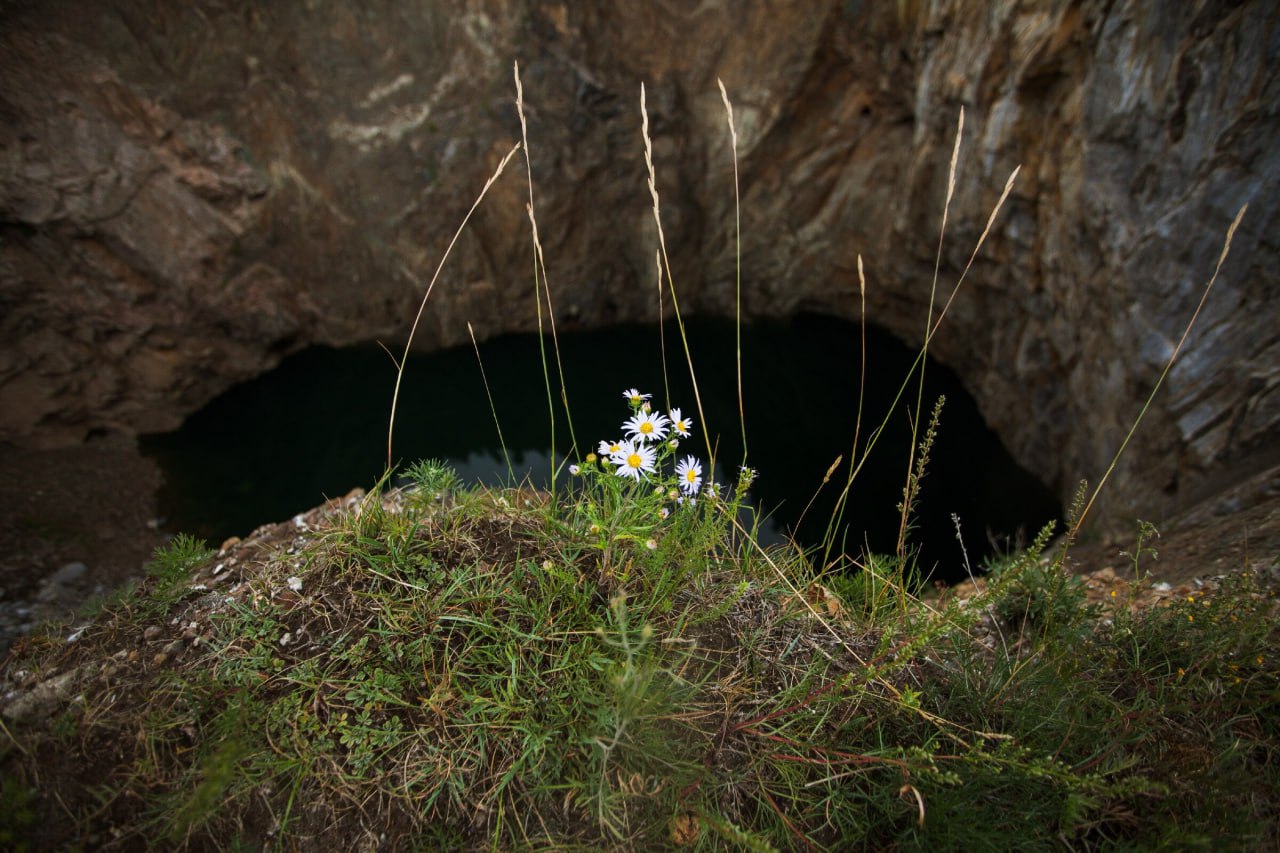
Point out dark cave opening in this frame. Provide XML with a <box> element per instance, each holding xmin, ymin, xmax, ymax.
<box><xmin>141</xmin><ymin>313</ymin><xmax>1062</xmax><ymax>584</ymax></box>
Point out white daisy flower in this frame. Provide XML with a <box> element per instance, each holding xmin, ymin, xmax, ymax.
<box><xmin>623</xmin><ymin>410</ymin><xmax>671</xmax><ymax>443</ymax></box>
<box><xmin>676</xmin><ymin>456</ymin><xmax>703</xmax><ymax>496</ymax></box>
<box><xmin>612</xmin><ymin>439</ymin><xmax>656</xmax><ymax>481</ymax></box>
<box><xmin>569</xmin><ymin>464</ymin><xmax>581</xmax><ymax>475</ymax></box>
<box><xmin>669</xmin><ymin>408</ymin><xmax>693</xmax><ymax>437</ymax></box>
<box><xmin>622</xmin><ymin>388</ymin><xmax>651</xmax><ymax>407</ymax></box>
<box><xmin>599</xmin><ymin>439</ymin><xmax>624</xmax><ymax>457</ymax></box>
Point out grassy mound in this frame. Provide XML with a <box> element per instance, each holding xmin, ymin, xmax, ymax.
<box><xmin>2</xmin><ymin>459</ymin><xmax>1276</xmax><ymax>850</ymax></box>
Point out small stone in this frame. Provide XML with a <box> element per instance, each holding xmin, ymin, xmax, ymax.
<box><xmin>143</xmin><ymin>625</ymin><xmax>162</xmax><ymax>640</ymax></box>
<box><xmin>51</xmin><ymin>562</ymin><xmax>88</xmax><ymax>585</ymax></box>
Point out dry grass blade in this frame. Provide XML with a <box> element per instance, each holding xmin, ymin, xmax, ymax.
<box><xmin>640</xmin><ymin>83</ymin><xmax>713</xmax><ymax>469</ymax></box>
<box><xmin>718</xmin><ymin>78</ymin><xmax>747</xmax><ymax>460</ymax></box>
<box><xmin>1069</xmin><ymin>202</ymin><xmax>1248</xmax><ymax>537</ymax></box>
<box><xmin>898</xmin><ymin>109</ymin><xmax>965</xmax><ymax>558</ymax></box>
<box><xmin>515</xmin><ymin>60</ymin><xmax>577</xmax><ymax>476</ymax></box>
<box><xmin>386</xmin><ymin>142</ymin><xmax>521</xmax><ymax>469</ymax></box>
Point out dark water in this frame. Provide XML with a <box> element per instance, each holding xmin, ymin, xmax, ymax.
<box><xmin>141</xmin><ymin>315</ymin><xmax>1060</xmax><ymax>582</ymax></box>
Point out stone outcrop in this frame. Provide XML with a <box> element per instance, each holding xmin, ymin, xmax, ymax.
<box><xmin>2</xmin><ymin>0</ymin><xmax>1277</xmax><ymax>526</ymax></box>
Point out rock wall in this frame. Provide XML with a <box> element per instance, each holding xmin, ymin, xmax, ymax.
<box><xmin>2</xmin><ymin>0</ymin><xmax>1277</xmax><ymax>526</ymax></box>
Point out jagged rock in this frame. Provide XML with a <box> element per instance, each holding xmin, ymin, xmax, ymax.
<box><xmin>1</xmin><ymin>1</ymin><xmax>1277</xmax><ymax>528</ymax></box>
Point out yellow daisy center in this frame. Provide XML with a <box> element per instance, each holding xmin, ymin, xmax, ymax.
<box><xmin>640</xmin><ymin>422</ymin><xmax>653</xmax><ymax>434</ymax></box>
<box><xmin>627</xmin><ymin>453</ymin><xmax>643</xmax><ymax>468</ymax></box>
<box><xmin>685</xmin><ymin>470</ymin><xmax>697</xmax><ymax>483</ymax></box>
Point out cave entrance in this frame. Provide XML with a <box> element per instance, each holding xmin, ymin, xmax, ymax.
<box><xmin>141</xmin><ymin>314</ymin><xmax>1061</xmax><ymax>583</ymax></box>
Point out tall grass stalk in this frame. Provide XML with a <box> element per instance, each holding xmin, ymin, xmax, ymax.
<box><xmin>515</xmin><ymin>61</ymin><xmax>577</xmax><ymax>493</ymax></box>
<box><xmin>1066</xmin><ymin>202</ymin><xmax>1247</xmax><ymax>541</ymax></box>
<box><xmin>897</xmin><ymin>108</ymin><xmax>964</xmax><ymax>562</ymax></box>
<box><xmin>718</xmin><ymin>78</ymin><xmax>748</xmax><ymax>463</ymax></box>
<box><xmin>820</xmin><ymin>255</ymin><xmax>869</xmax><ymax>570</ymax></box>
<box><xmin>385</xmin><ymin>142</ymin><xmax>521</xmax><ymax>470</ymax></box>
<box><xmin>822</xmin><ymin>115</ymin><xmax>1020</xmax><ymax>580</ymax></box>
<box><xmin>640</xmin><ymin>83</ymin><xmax>714</xmax><ymax>472</ymax></box>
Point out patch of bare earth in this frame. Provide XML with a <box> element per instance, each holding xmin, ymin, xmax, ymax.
<box><xmin>940</xmin><ymin>462</ymin><xmax>1280</xmax><ymax>612</ymax></box>
<box><xmin>0</xmin><ymin>436</ymin><xmax>167</xmax><ymax>656</ymax></box>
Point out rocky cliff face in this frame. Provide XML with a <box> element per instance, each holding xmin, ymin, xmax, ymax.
<box><xmin>2</xmin><ymin>0</ymin><xmax>1277</xmax><ymax>526</ymax></box>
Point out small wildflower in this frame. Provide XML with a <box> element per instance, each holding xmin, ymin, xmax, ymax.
<box><xmin>599</xmin><ymin>439</ymin><xmax>624</xmax><ymax>456</ymax></box>
<box><xmin>569</xmin><ymin>464</ymin><xmax>581</xmax><ymax>475</ymax></box>
<box><xmin>645</xmin><ymin>538</ymin><xmax>658</xmax><ymax>551</ymax></box>
<box><xmin>622</xmin><ymin>388</ymin><xmax>651</xmax><ymax>407</ymax></box>
<box><xmin>676</xmin><ymin>456</ymin><xmax>703</xmax><ymax>496</ymax></box>
<box><xmin>668</xmin><ymin>488</ymin><xmax>679</xmax><ymax>501</ymax></box>
<box><xmin>612</xmin><ymin>439</ymin><xmax>657</xmax><ymax>481</ymax></box>
<box><xmin>669</xmin><ymin>408</ymin><xmax>693</xmax><ymax>437</ymax></box>
<box><xmin>586</xmin><ymin>452</ymin><xmax>598</xmax><ymax>464</ymax></box>
<box><xmin>641</xmin><ymin>400</ymin><xmax>652</xmax><ymax>413</ymax></box>
<box><xmin>624</xmin><ymin>410</ymin><xmax>671</xmax><ymax>443</ymax></box>
<box><xmin>668</xmin><ymin>438</ymin><xmax>680</xmax><ymax>449</ymax></box>
<box><xmin>1188</xmin><ymin>613</ymin><xmax>1194</xmax><ymax>622</ymax></box>
<box><xmin>659</xmin><ymin>507</ymin><xmax>669</xmax><ymax>519</ymax></box>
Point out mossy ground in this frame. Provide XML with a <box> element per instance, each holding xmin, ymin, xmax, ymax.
<box><xmin>1</xmin><ymin>462</ymin><xmax>1276</xmax><ymax>851</ymax></box>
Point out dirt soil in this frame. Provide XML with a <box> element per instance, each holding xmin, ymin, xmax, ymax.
<box><xmin>0</xmin><ymin>437</ymin><xmax>167</xmax><ymax>656</ymax></box>
<box><xmin>940</xmin><ymin>461</ymin><xmax>1280</xmax><ymax>611</ymax></box>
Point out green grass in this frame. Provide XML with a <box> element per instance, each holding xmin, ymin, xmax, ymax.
<box><xmin>2</xmin><ymin>66</ymin><xmax>1273</xmax><ymax>851</ymax></box>
<box><xmin>1</xmin><ymin>461</ymin><xmax>1276</xmax><ymax>849</ymax></box>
